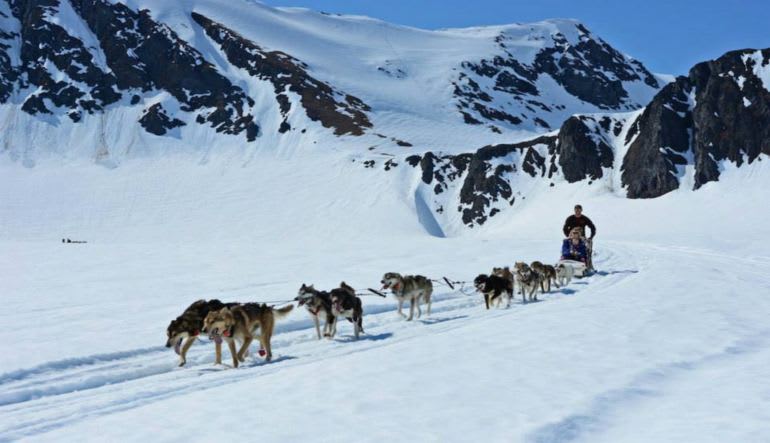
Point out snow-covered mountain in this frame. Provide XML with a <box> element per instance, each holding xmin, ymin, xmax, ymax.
<box><xmin>3</xmin><ymin>0</ymin><xmax>768</xmax><ymax>237</ymax></box>
<box><xmin>403</xmin><ymin>48</ymin><xmax>770</xmax><ymax>230</ymax></box>
<box><xmin>0</xmin><ymin>0</ymin><xmax>665</xmax><ymax>163</ymax></box>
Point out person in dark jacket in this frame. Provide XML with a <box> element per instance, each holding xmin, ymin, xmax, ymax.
<box><xmin>562</xmin><ymin>204</ymin><xmax>596</xmax><ymax>238</ymax></box>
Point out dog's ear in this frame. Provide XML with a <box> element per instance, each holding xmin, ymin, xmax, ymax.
<box><xmin>222</xmin><ymin>308</ymin><xmax>235</xmax><ymax>325</ymax></box>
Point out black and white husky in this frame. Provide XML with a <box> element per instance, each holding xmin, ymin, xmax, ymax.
<box><xmin>473</xmin><ymin>274</ymin><xmax>513</xmax><ymax>309</ymax></box>
<box><xmin>381</xmin><ymin>272</ymin><xmax>433</xmax><ymax>320</ymax></box>
<box><xmin>330</xmin><ymin>282</ymin><xmax>364</xmax><ymax>340</ymax></box>
<box><xmin>295</xmin><ymin>284</ymin><xmax>336</xmax><ymax>339</ymax></box>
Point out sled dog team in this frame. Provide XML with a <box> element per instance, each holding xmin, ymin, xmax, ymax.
<box><xmin>166</xmin><ymin>267</ymin><xmax>575</xmax><ymax>367</ymax></box>
<box><xmin>474</xmin><ymin>261</ymin><xmax>575</xmax><ymax>309</ymax></box>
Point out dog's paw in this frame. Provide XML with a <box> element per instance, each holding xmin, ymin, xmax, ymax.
<box><xmin>178</xmin><ymin>360</ymin><xmax>186</xmax><ymax>367</ymax></box>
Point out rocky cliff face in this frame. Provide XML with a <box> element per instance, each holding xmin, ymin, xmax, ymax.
<box><xmin>190</xmin><ymin>12</ymin><xmax>371</xmax><ymax>136</ymax></box>
<box><xmin>401</xmin><ymin>113</ymin><xmax>626</xmax><ymax>227</ymax></box>
<box><xmin>390</xmin><ymin>49</ymin><xmax>770</xmax><ymax>228</ymax></box>
<box><xmin>454</xmin><ymin>21</ymin><xmax>660</xmax><ymax>132</ymax></box>
<box><xmin>622</xmin><ymin>48</ymin><xmax>770</xmax><ymax>198</ymax></box>
<box><xmin>0</xmin><ymin>0</ymin><xmax>375</xmax><ymax>144</ymax></box>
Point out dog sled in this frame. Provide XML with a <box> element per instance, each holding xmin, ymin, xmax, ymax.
<box><xmin>557</xmin><ymin>259</ymin><xmax>591</xmax><ymax>278</ymax></box>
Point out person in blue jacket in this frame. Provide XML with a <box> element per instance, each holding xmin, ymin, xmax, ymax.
<box><xmin>561</xmin><ymin>227</ymin><xmax>588</xmax><ymax>263</ymax></box>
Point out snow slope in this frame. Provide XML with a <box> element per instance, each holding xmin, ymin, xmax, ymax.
<box><xmin>0</xmin><ymin>0</ymin><xmax>666</xmax><ymax>163</ymax></box>
<box><xmin>1</xmin><ymin>150</ymin><xmax>769</xmax><ymax>441</ymax></box>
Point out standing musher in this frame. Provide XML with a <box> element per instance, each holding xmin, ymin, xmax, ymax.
<box><xmin>562</xmin><ymin>204</ymin><xmax>596</xmax><ymax>270</ymax></box>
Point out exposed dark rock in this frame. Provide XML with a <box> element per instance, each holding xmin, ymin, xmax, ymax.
<box><xmin>621</xmin><ymin>78</ymin><xmax>693</xmax><ymax>198</ymax></box>
<box><xmin>8</xmin><ymin>0</ymin><xmax>121</xmax><ymax>114</ymax></box>
<box><xmin>457</xmin><ymin>136</ymin><xmax>556</xmax><ymax>225</ymax></box>
<box><xmin>0</xmin><ymin>7</ymin><xmax>20</xmax><ymax>103</ymax></box>
<box><xmin>404</xmin><ymin>136</ymin><xmax>556</xmax><ymax>226</ymax></box>
<box><xmin>533</xmin><ymin>117</ymin><xmax>550</xmax><ymax>129</ymax></box>
<box><xmin>460</xmin><ymin>111</ymin><xmax>482</xmax><ymax>125</ymax></box>
<box><xmin>139</xmin><ymin>103</ymin><xmax>186</xmax><ymax>136</ymax></box>
<box><xmin>534</xmin><ymin>26</ymin><xmax>659</xmax><ymax>109</ymax></box>
<box><xmin>688</xmin><ymin>49</ymin><xmax>770</xmax><ymax>188</ymax></box>
<box><xmin>405</xmin><ymin>155</ymin><xmax>421</xmax><ymax>167</ymax></box>
<box><xmin>454</xmin><ymin>22</ymin><xmax>660</xmax><ymax>130</ymax></box>
<box><xmin>418</xmin><ymin>152</ymin><xmax>437</xmax><ymax>184</ymax></box>
<box><xmin>557</xmin><ymin>116</ymin><xmax>614</xmax><ymax>183</ymax></box>
<box><xmin>622</xmin><ymin>48</ymin><xmax>770</xmax><ymax>198</ymax></box>
<box><xmin>69</xmin><ymin>0</ymin><xmax>258</xmax><ymax>140</ymax></box>
<box><xmin>191</xmin><ymin>12</ymin><xmax>371</xmax><ymax>136</ymax></box>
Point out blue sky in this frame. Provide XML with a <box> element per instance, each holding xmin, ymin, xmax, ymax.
<box><xmin>261</xmin><ymin>0</ymin><xmax>769</xmax><ymax>75</ymax></box>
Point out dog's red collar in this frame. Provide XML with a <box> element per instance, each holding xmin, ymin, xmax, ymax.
<box><xmin>308</xmin><ymin>307</ymin><xmax>320</xmax><ymax>316</ymax></box>
<box><xmin>392</xmin><ymin>281</ymin><xmax>402</xmax><ymax>292</ymax></box>
<box><xmin>192</xmin><ymin>330</ymin><xmax>200</xmax><ymax>336</ymax></box>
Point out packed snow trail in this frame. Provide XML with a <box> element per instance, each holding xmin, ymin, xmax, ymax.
<box><xmin>0</xmin><ymin>246</ymin><xmax>634</xmax><ymax>440</ymax></box>
<box><xmin>2</xmin><ymin>241</ymin><xmax>768</xmax><ymax>441</ymax></box>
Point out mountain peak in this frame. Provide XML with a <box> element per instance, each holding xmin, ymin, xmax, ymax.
<box><xmin>0</xmin><ymin>0</ymin><xmax>663</xmax><ymax>163</ymax></box>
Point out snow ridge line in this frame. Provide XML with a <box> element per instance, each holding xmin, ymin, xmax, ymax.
<box><xmin>0</xmin><ymin>346</ymin><xmax>167</xmax><ymax>385</ymax></box>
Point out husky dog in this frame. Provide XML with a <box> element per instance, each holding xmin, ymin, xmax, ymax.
<box><xmin>202</xmin><ymin>303</ymin><xmax>294</xmax><ymax>366</ymax></box>
<box><xmin>514</xmin><ymin>262</ymin><xmax>541</xmax><ymax>302</ymax></box>
<box><xmin>474</xmin><ymin>274</ymin><xmax>513</xmax><ymax>309</ymax></box>
<box><xmin>165</xmin><ymin>299</ymin><xmax>237</xmax><ymax>367</ymax></box>
<box><xmin>555</xmin><ymin>263</ymin><xmax>575</xmax><ymax>286</ymax></box>
<box><xmin>329</xmin><ymin>282</ymin><xmax>364</xmax><ymax>339</ymax></box>
<box><xmin>531</xmin><ymin>261</ymin><xmax>558</xmax><ymax>292</ymax></box>
<box><xmin>492</xmin><ymin>266</ymin><xmax>515</xmax><ymax>294</ymax></box>
<box><xmin>381</xmin><ymin>272</ymin><xmax>433</xmax><ymax>320</ymax></box>
<box><xmin>295</xmin><ymin>284</ymin><xmax>336</xmax><ymax>339</ymax></box>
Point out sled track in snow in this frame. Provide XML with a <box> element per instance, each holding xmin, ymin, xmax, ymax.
<box><xmin>0</xmin><ymin>247</ymin><xmax>637</xmax><ymax>440</ymax></box>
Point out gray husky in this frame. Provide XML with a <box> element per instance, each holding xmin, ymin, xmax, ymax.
<box><xmin>514</xmin><ymin>262</ymin><xmax>541</xmax><ymax>302</ymax></box>
<box><xmin>381</xmin><ymin>272</ymin><xmax>433</xmax><ymax>320</ymax></box>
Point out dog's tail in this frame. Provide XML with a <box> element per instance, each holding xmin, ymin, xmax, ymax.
<box><xmin>274</xmin><ymin>304</ymin><xmax>294</xmax><ymax>319</ymax></box>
